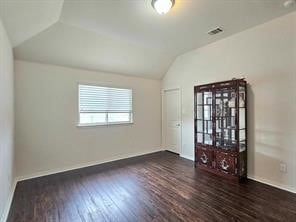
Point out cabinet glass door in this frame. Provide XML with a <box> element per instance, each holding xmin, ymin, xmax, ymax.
<box><xmin>239</xmin><ymin>86</ymin><xmax>246</xmax><ymax>152</ymax></box>
<box><xmin>196</xmin><ymin>92</ymin><xmax>213</xmax><ymax>145</ymax></box>
<box><xmin>215</xmin><ymin>90</ymin><xmax>237</xmax><ymax>150</ymax></box>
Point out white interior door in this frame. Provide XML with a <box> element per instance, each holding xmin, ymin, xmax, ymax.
<box><xmin>163</xmin><ymin>89</ymin><xmax>181</xmax><ymax>154</ymax></box>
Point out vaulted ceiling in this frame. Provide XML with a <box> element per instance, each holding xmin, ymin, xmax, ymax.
<box><xmin>0</xmin><ymin>0</ymin><xmax>295</xmax><ymax>79</ymax></box>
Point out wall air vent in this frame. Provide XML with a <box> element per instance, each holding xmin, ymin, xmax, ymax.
<box><xmin>208</xmin><ymin>27</ymin><xmax>223</xmax><ymax>35</ymax></box>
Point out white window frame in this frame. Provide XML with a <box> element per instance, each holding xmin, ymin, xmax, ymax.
<box><xmin>77</xmin><ymin>83</ymin><xmax>133</xmax><ymax>127</ymax></box>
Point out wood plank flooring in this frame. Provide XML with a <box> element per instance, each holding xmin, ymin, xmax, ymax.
<box><xmin>8</xmin><ymin>151</ymin><xmax>296</xmax><ymax>222</ymax></box>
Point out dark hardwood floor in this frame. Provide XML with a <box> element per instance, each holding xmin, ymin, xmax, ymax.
<box><xmin>8</xmin><ymin>151</ymin><xmax>296</xmax><ymax>222</ymax></box>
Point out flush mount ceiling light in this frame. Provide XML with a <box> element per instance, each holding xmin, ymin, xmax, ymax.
<box><xmin>151</xmin><ymin>0</ymin><xmax>175</xmax><ymax>15</ymax></box>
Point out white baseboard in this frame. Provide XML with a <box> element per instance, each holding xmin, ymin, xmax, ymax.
<box><xmin>0</xmin><ymin>179</ymin><xmax>17</xmax><ymax>222</ymax></box>
<box><xmin>178</xmin><ymin>154</ymin><xmax>296</xmax><ymax>194</ymax></box>
<box><xmin>1</xmin><ymin>149</ymin><xmax>161</xmax><ymax>222</ymax></box>
<box><xmin>177</xmin><ymin>153</ymin><xmax>296</xmax><ymax>193</ymax></box>
<box><xmin>180</xmin><ymin>153</ymin><xmax>194</xmax><ymax>161</ymax></box>
<box><xmin>16</xmin><ymin>149</ymin><xmax>162</xmax><ymax>182</ymax></box>
<box><xmin>3</xmin><ymin>150</ymin><xmax>295</xmax><ymax>222</ymax></box>
<box><xmin>248</xmin><ymin>174</ymin><xmax>296</xmax><ymax>194</ymax></box>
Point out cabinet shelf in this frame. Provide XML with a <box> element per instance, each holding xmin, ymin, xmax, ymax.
<box><xmin>196</xmin><ymin>132</ymin><xmax>212</xmax><ymax>134</ymax></box>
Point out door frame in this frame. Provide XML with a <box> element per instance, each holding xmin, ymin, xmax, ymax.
<box><xmin>162</xmin><ymin>87</ymin><xmax>182</xmax><ymax>154</ymax></box>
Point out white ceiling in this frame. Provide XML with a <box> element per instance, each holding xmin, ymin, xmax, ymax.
<box><xmin>0</xmin><ymin>0</ymin><xmax>295</xmax><ymax>79</ymax></box>
<box><xmin>0</xmin><ymin>0</ymin><xmax>63</xmax><ymax>47</ymax></box>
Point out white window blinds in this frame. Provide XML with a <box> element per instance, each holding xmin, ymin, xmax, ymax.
<box><xmin>78</xmin><ymin>84</ymin><xmax>133</xmax><ymax>125</ymax></box>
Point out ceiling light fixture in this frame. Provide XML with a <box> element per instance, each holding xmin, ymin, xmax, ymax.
<box><xmin>151</xmin><ymin>0</ymin><xmax>175</xmax><ymax>15</ymax></box>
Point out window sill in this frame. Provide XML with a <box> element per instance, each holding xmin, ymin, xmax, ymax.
<box><xmin>77</xmin><ymin>122</ymin><xmax>134</xmax><ymax>128</ymax></box>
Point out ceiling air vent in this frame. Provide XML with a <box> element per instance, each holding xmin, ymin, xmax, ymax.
<box><xmin>208</xmin><ymin>27</ymin><xmax>223</xmax><ymax>35</ymax></box>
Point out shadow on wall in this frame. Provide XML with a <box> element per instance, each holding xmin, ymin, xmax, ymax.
<box><xmin>247</xmin><ymin>83</ymin><xmax>295</xmax><ymax>187</ymax></box>
<box><xmin>247</xmin><ymin>84</ymin><xmax>255</xmax><ymax>177</ymax></box>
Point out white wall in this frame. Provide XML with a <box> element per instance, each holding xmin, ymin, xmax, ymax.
<box><xmin>0</xmin><ymin>20</ymin><xmax>14</xmax><ymax>221</ymax></box>
<box><xmin>162</xmin><ymin>12</ymin><xmax>296</xmax><ymax>191</ymax></box>
<box><xmin>15</xmin><ymin>60</ymin><xmax>162</xmax><ymax>179</ymax></box>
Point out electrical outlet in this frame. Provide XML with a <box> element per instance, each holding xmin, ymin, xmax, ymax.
<box><xmin>280</xmin><ymin>162</ymin><xmax>287</xmax><ymax>173</ymax></box>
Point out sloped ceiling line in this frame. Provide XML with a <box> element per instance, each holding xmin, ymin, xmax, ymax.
<box><xmin>0</xmin><ymin>0</ymin><xmax>64</xmax><ymax>47</ymax></box>
<box><xmin>1</xmin><ymin>0</ymin><xmax>295</xmax><ymax>78</ymax></box>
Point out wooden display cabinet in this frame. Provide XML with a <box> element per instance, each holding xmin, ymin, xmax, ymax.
<box><xmin>194</xmin><ymin>79</ymin><xmax>247</xmax><ymax>182</ymax></box>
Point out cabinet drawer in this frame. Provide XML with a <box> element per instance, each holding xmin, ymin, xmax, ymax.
<box><xmin>215</xmin><ymin>151</ymin><xmax>237</xmax><ymax>175</ymax></box>
<box><xmin>197</xmin><ymin>148</ymin><xmax>213</xmax><ymax>167</ymax></box>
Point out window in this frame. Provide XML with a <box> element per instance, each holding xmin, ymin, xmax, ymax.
<box><xmin>78</xmin><ymin>84</ymin><xmax>133</xmax><ymax>126</ymax></box>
